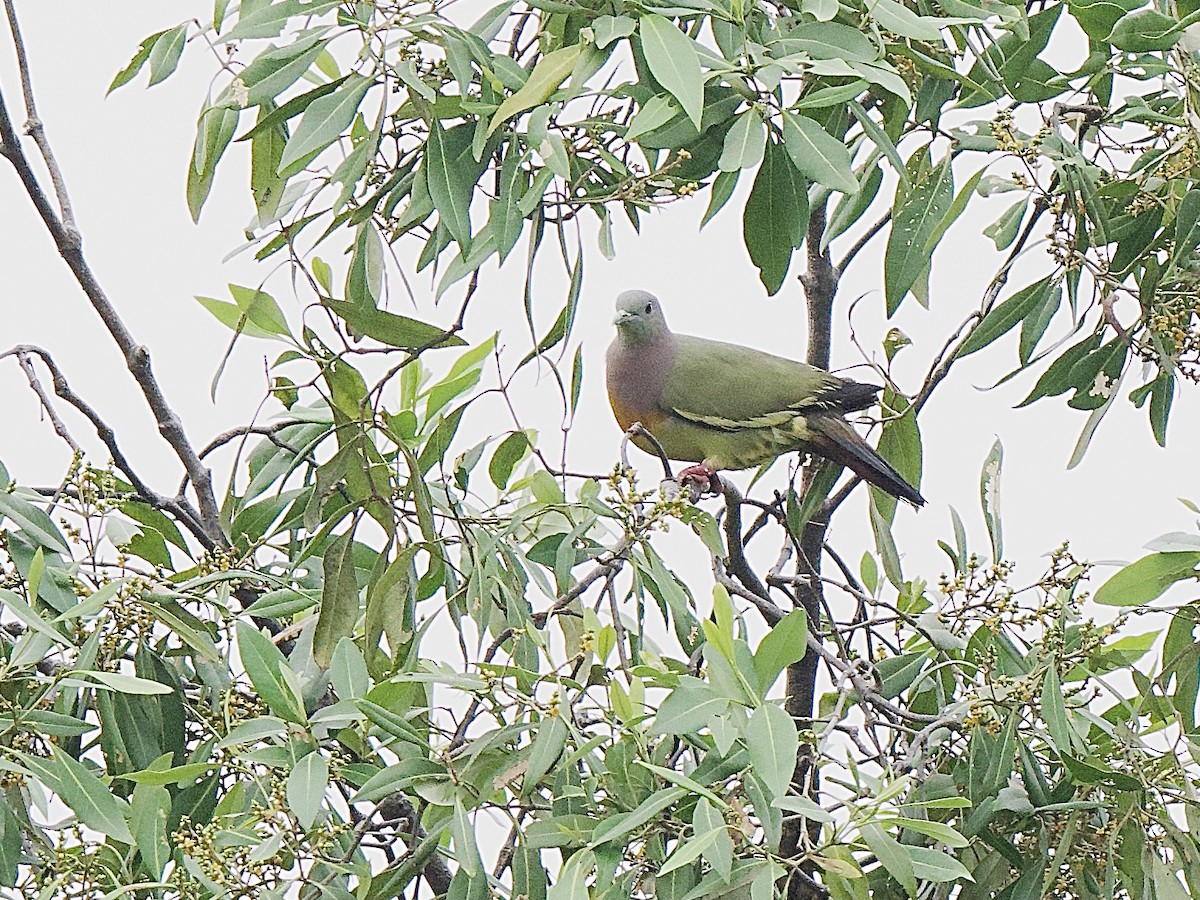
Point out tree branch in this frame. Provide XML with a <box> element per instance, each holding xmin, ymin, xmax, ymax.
<box><xmin>0</xmin><ymin>31</ymin><xmax>223</xmax><ymax>545</ymax></box>
<box><xmin>0</xmin><ymin>345</ymin><xmax>211</xmax><ymax>545</ymax></box>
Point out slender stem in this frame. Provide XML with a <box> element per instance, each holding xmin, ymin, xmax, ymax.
<box><xmin>2</xmin><ymin>0</ymin><xmax>77</xmax><ymax>239</ymax></box>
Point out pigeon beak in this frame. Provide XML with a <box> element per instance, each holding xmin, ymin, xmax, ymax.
<box><xmin>613</xmin><ymin>309</ymin><xmax>635</xmax><ymax>326</ymax></box>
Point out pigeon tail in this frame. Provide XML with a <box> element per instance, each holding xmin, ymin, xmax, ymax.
<box><xmin>808</xmin><ymin>416</ymin><xmax>925</xmax><ymax>506</ymax></box>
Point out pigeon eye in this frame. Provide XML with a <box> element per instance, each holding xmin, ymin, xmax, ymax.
<box><xmin>644</xmin><ymin>303</ymin><xmax>652</xmax><ymax>314</ymax></box>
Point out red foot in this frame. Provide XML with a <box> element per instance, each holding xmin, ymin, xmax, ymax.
<box><xmin>677</xmin><ymin>463</ymin><xmax>719</xmax><ymax>495</ymax></box>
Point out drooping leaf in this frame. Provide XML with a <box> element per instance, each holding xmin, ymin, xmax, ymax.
<box><xmin>313</xmin><ymin>533</ymin><xmax>360</xmax><ymax>668</ymax></box>
<box><xmin>277</xmin><ymin>73</ymin><xmax>371</xmax><ymax>175</ymax></box>
<box><xmin>752</xmin><ymin>610</ymin><xmax>809</xmax><ymax>695</ymax></box>
<box><xmin>885</xmin><ymin>155</ymin><xmax>953</xmax><ymax>314</ymax></box>
<box><xmin>719</xmin><ymin>108</ymin><xmax>767</xmax><ymax>172</ymax></box>
<box><xmin>146</xmin><ymin>24</ymin><xmax>189</xmax><ymax>87</ymax></box>
<box><xmin>743</xmin><ymin>140</ymin><xmax>807</xmax><ymax>295</ymax></box>
<box><xmin>324</xmin><ymin>300</ymin><xmax>467</xmax><ymax>349</ymax></box>
<box><xmin>980</xmin><ymin>439</ymin><xmax>1003</xmax><ymax>562</ymax></box>
<box><xmin>1095</xmin><ymin>552</ymin><xmax>1200</xmax><ymax>607</ymax></box>
<box><xmin>18</xmin><ymin>748</ymin><xmax>133</xmax><ymax>843</ymax></box>
<box><xmin>781</xmin><ymin>111</ymin><xmax>857</xmax><ymax>193</ymax></box>
<box><xmin>639</xmin><ymin>15</ymin><xmax>704</xmax><ymax>128</ymax></box>
<box><xmin>488</xmin><ymin>43</ymin><xmax>583</xmax><ymax>135</ymax></box>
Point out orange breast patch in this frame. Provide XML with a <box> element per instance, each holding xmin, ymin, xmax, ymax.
<box><xmin>607</xmin><ymin>389</ymin><xmax>667</xmax><ymax>434</ymax></box>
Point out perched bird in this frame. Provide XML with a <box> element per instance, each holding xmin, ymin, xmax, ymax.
<box><xmin>605</xmin><ymin>290</ymin><xmax>924</xmax><ymax>506</ymax></box>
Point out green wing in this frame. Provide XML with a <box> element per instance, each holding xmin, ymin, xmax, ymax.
<box><xmin>661</xmin><ymin>335</ymin><xmax>851</xmax><ymax>429</ymax></box>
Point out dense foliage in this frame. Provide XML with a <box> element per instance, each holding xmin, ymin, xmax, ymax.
<box><xmin>2</xmin><ymin>0</ymin><xmax>1200</xmax><ymax>897</ymax></box>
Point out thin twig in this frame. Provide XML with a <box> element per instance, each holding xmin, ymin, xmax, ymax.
<box><xmin>836</xmin><ymin>211</ymin><xmax>891</xmax><ymax>274</ymax></box>
<box><xmin>2</xmin><ymin>0</ymin><xmax>77</xmax><ymax>240</ymax></box>
<box><xmin>620</xmin><ymin>421</ymin><xmax>674</xmax><ymax>479</ymax></box>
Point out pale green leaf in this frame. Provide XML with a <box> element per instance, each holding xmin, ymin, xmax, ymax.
<box><xmin>640</xmin><ymin>15</ymin><xmax>704</xmax><ymax>128</ymax></box>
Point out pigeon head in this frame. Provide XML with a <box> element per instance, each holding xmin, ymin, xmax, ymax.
<box><xmin>613</xmin><ymin>290</ymin><xmax>669</xmax><ymax>344</ymax></box>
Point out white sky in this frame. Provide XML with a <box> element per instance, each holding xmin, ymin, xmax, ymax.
<box><xmin>1</xmin><ymin>1</ymin><xmax>1196</xmax><ymax>610</ymax></box>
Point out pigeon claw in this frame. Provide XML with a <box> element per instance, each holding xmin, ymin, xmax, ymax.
<box><xmin>677</xmin><ymin>463</ymin><xmax>719</xmax><ymax>497</ymax></box>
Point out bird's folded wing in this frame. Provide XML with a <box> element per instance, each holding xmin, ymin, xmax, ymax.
<box><xmin>660</xmin><ymin>335</ymin><xmax>863</xmax><ymax>430</ymax></box>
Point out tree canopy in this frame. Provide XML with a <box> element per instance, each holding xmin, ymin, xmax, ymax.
<box><xmin>1</xmin><ymin>0</ymin><xmax>1200</xmax><ymax>898</ymax></box>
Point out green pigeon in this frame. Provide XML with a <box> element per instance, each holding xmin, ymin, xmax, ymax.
<box><xmin>605</xmin><ymin>290</ymin><xmax>924</xmax><ymax>506</ymax></box>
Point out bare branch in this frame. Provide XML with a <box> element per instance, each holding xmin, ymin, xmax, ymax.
<box><xmin>0</xmin><ymin>64</ymin><xmax>222</xmax><ymax>544</ymax></box>
<box><xmin>715</xmin><ymin>477</ymin><xmax>784</xmax><ymax>624</ymax></box>
<box><xmin>0</xmin><ymin>345</ymin><xmax>211</xmax><ymax>546</ymax></box>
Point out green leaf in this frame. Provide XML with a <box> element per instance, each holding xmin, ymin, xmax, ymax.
<box><xmin>719</xmin><ymin>108</ymin><xmax>766</xmax><ymax>172</ymax></box>
<box><xmin>229</xmin><ymin>284</ymin><xmax>291</xmax><ymax>337</ymax></box>
<box><xmin>313</xmin><ymin>534</ymin><xmax>359</xmax><ymax>669</ymax></box>
<box><xmin>591</xmin><ymin>788</ymin><xmax>685</xmax><ymax>846</ymax></box>
<box><xmin>752</xmin><ymin>610</ymin><xmax>809</xmax><ymax>695</ymax></box>
<box><xmin>658</xmin><ymin>827</ymin><xmax>725</xmax><ymax>878</ymax></box>
<box><xmin>0</xmin><ymin>589</ymin><xmax>70</xmax><ymax>646</ymax></box>
<box><xmin>277</xmin><ymin>73</ymin><xmax>370</xmax><ymax>175</ymax></box>
<box><xmin>488</xmin><ymin>43</ymin><xmax>583</xmax><ymax>135</ymax></box>
<box><xmin>625</xmin><ymin>94</ymin><xmax>679</xmax><ymax>142</ymax></box>
<box><xmin>19</xmin><ymin>748</ymin><xmax>133</xmax><ymax>843</ymax></box>
<box><xmin>324</xmin><ymin>299</ymin><xmax>466</xmax><ymax>349</ymax></box>
<box><xmin>1066</xmin><ymin>338</ymin><xmax>1126</xmax><ymax>411</ymax></box>
<box><xmin>885</xmin><ymin>155</ymin><xmax>953</xmax><ymax>315</ymax></box>
<box><xmin>654</xmin><ymin>680</ymin><xmax>731</xmax><ymax>735</ymax></box>
<box><xmin>492</xmin><ymin>144</ymin><xmax>527</xmax><ymax>262</ymax></box>
<box><xmin>861</xmin><ymin>823</ymin><xmax>916</xmax><ymax>895</ymax></box>
<box><xmin>108</xmin><ymin>30</ymin><xmax>168</xmax><ymax>94</ymax></box>
<box><xmin>523</xmin><ymin>714</ymin><xmax>568</xmax><ymax>795</ymax></box>
<box><xmin>744</xmin><ymin>140</ymin><xmax>807</xmax><ymax>295</ymax></box>
<box><xmin>744</xmin><ymin>703</ymin><xmax>798</xmax><ymax>799</ymax></box>
<box><xmin>548</xmin><ymin>848</ymin><xmax>592</xmax><ymax>900</ymax></box>
<box><xmin>980</xmin><ymin>439</ymin><xmax>1003</xmax><ymax>562</ymax></box>
<box><xmin>131</xmin><ymin>782</ymin><xmax>171</xmax><ymax>878</ymax></box>
<box><xmin>848</xmin><ymin>100</ymin><xmax>909</xmax><ymax>190</ymax></box>
<box><xmin>236</xmin><ymin>621</ymin><xmax>307</xmax><ymax>723</ymax></box>
<box><xmin>250</xmin><ymin>101</ymin><xmax>288</xmax><ymax>221</ymax></box>
<box><xmin>1095</xmin><ymin>551</ymin><xmax>1200</xmax><ymax>606</ymax></box>
<box><xmin>1019</xmin><ymin>278</ymin><xmax>1060</xmax><ymax>364</ymax></box>
<box><xmin>1172</xmin><ymin>189</ymin><xmax>1200</xmax><ymax>264</ymax></box>
<box><xmin>866</xmin><ymin>0</ymin><xmax>944</xmax><ymax>40</ymax></box>
<box><xmin>781</xmin><ymin>111</ymin><xmax>858</xmax><ymax>193</ymax></box>
<box><xmin>147</xmin><ymin>23</ymin><xmax>188</xmax><ymax>87</ymax></box>
<box><xmin>871</xmin><ymin>495</ymin><xmax>904</xmax><ymax>588</ymax></box>
<box><xmin>86</xmin><ymin>671</ymin><xmax>175</xmax><ymax>695</ymax></box>
<box><xmin>1041</xmin><ymin>667</ymin><xmax>1075</xmax><ymax>753</ymax></box>
<box><xmin>226</xmin><ymin>0</ymin><xmax>341</xmax><ymax>40</ymax></box>
<box><xmin>873</xmin><ymin>390</ymin><xmax>921</xmax><ymax>525</ymax></box>
<box><xmin>1107</xmin><ymin>8</ymin><xmax>1183</xmax><ymax>51</ymax></box>
<box><xmin>906</xmin><ymin>845</ymin><xmax>974</xmax><ymax>883</ymax></box>
<box><xmin>702</xmin><ymin>169</ymin><xmax>739</xmax><ymax>228</ymax></box>
<box><xmin>1016</xmin><ymin>332</ymin><xmax>1101</xmax><ymax>407</ymax></box>
<box><xmin>956</xmin><ymin>277</ymin><xmax>1054</xmax><ymax>358</ymax></box>
<box><xmin>489</xmin><ymin>431</ymin><xmax>531</xmax><ymax>489</ymax></box>
<box><xmin>982</xmin><ymin>197</ymin><xmax>1027</xmax><ymax>250</ymax></box>
<box><xmin>1148</xmin><ymin>368</ymin><xmax>1173</xmax><ymax>446</ymax></box>
<box><xmin>426</xmin><ymin>120</ymin><xmax>478</xmax><ymax>246</ymax></box>
<box><xmin>118</xmin><ymin>761</ymin><xmax>217</xmax><ymax>786</ymax></box>
<box><xmin>639</xmin><ymin>15</ymin><xmax>704</xmax><ymax>128</ymax></box>
<box><xmin>287</xmin><ymin>751</ymin><xmax>329</xmax><ymax>830</ymax></box>
<box><xmin>188</xmin><ymin>104</ymin><xmax>240</xmax><ymax>222</ymax></box>
<box><xmin>513</xmin><ymin>845</ymin><xmax>549</xmax><ymax>900</ymax></box>
<box><xmin>0</xmin><ymin>491</ymin><xmax>69</xmax><ymax>553</ymax></box>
